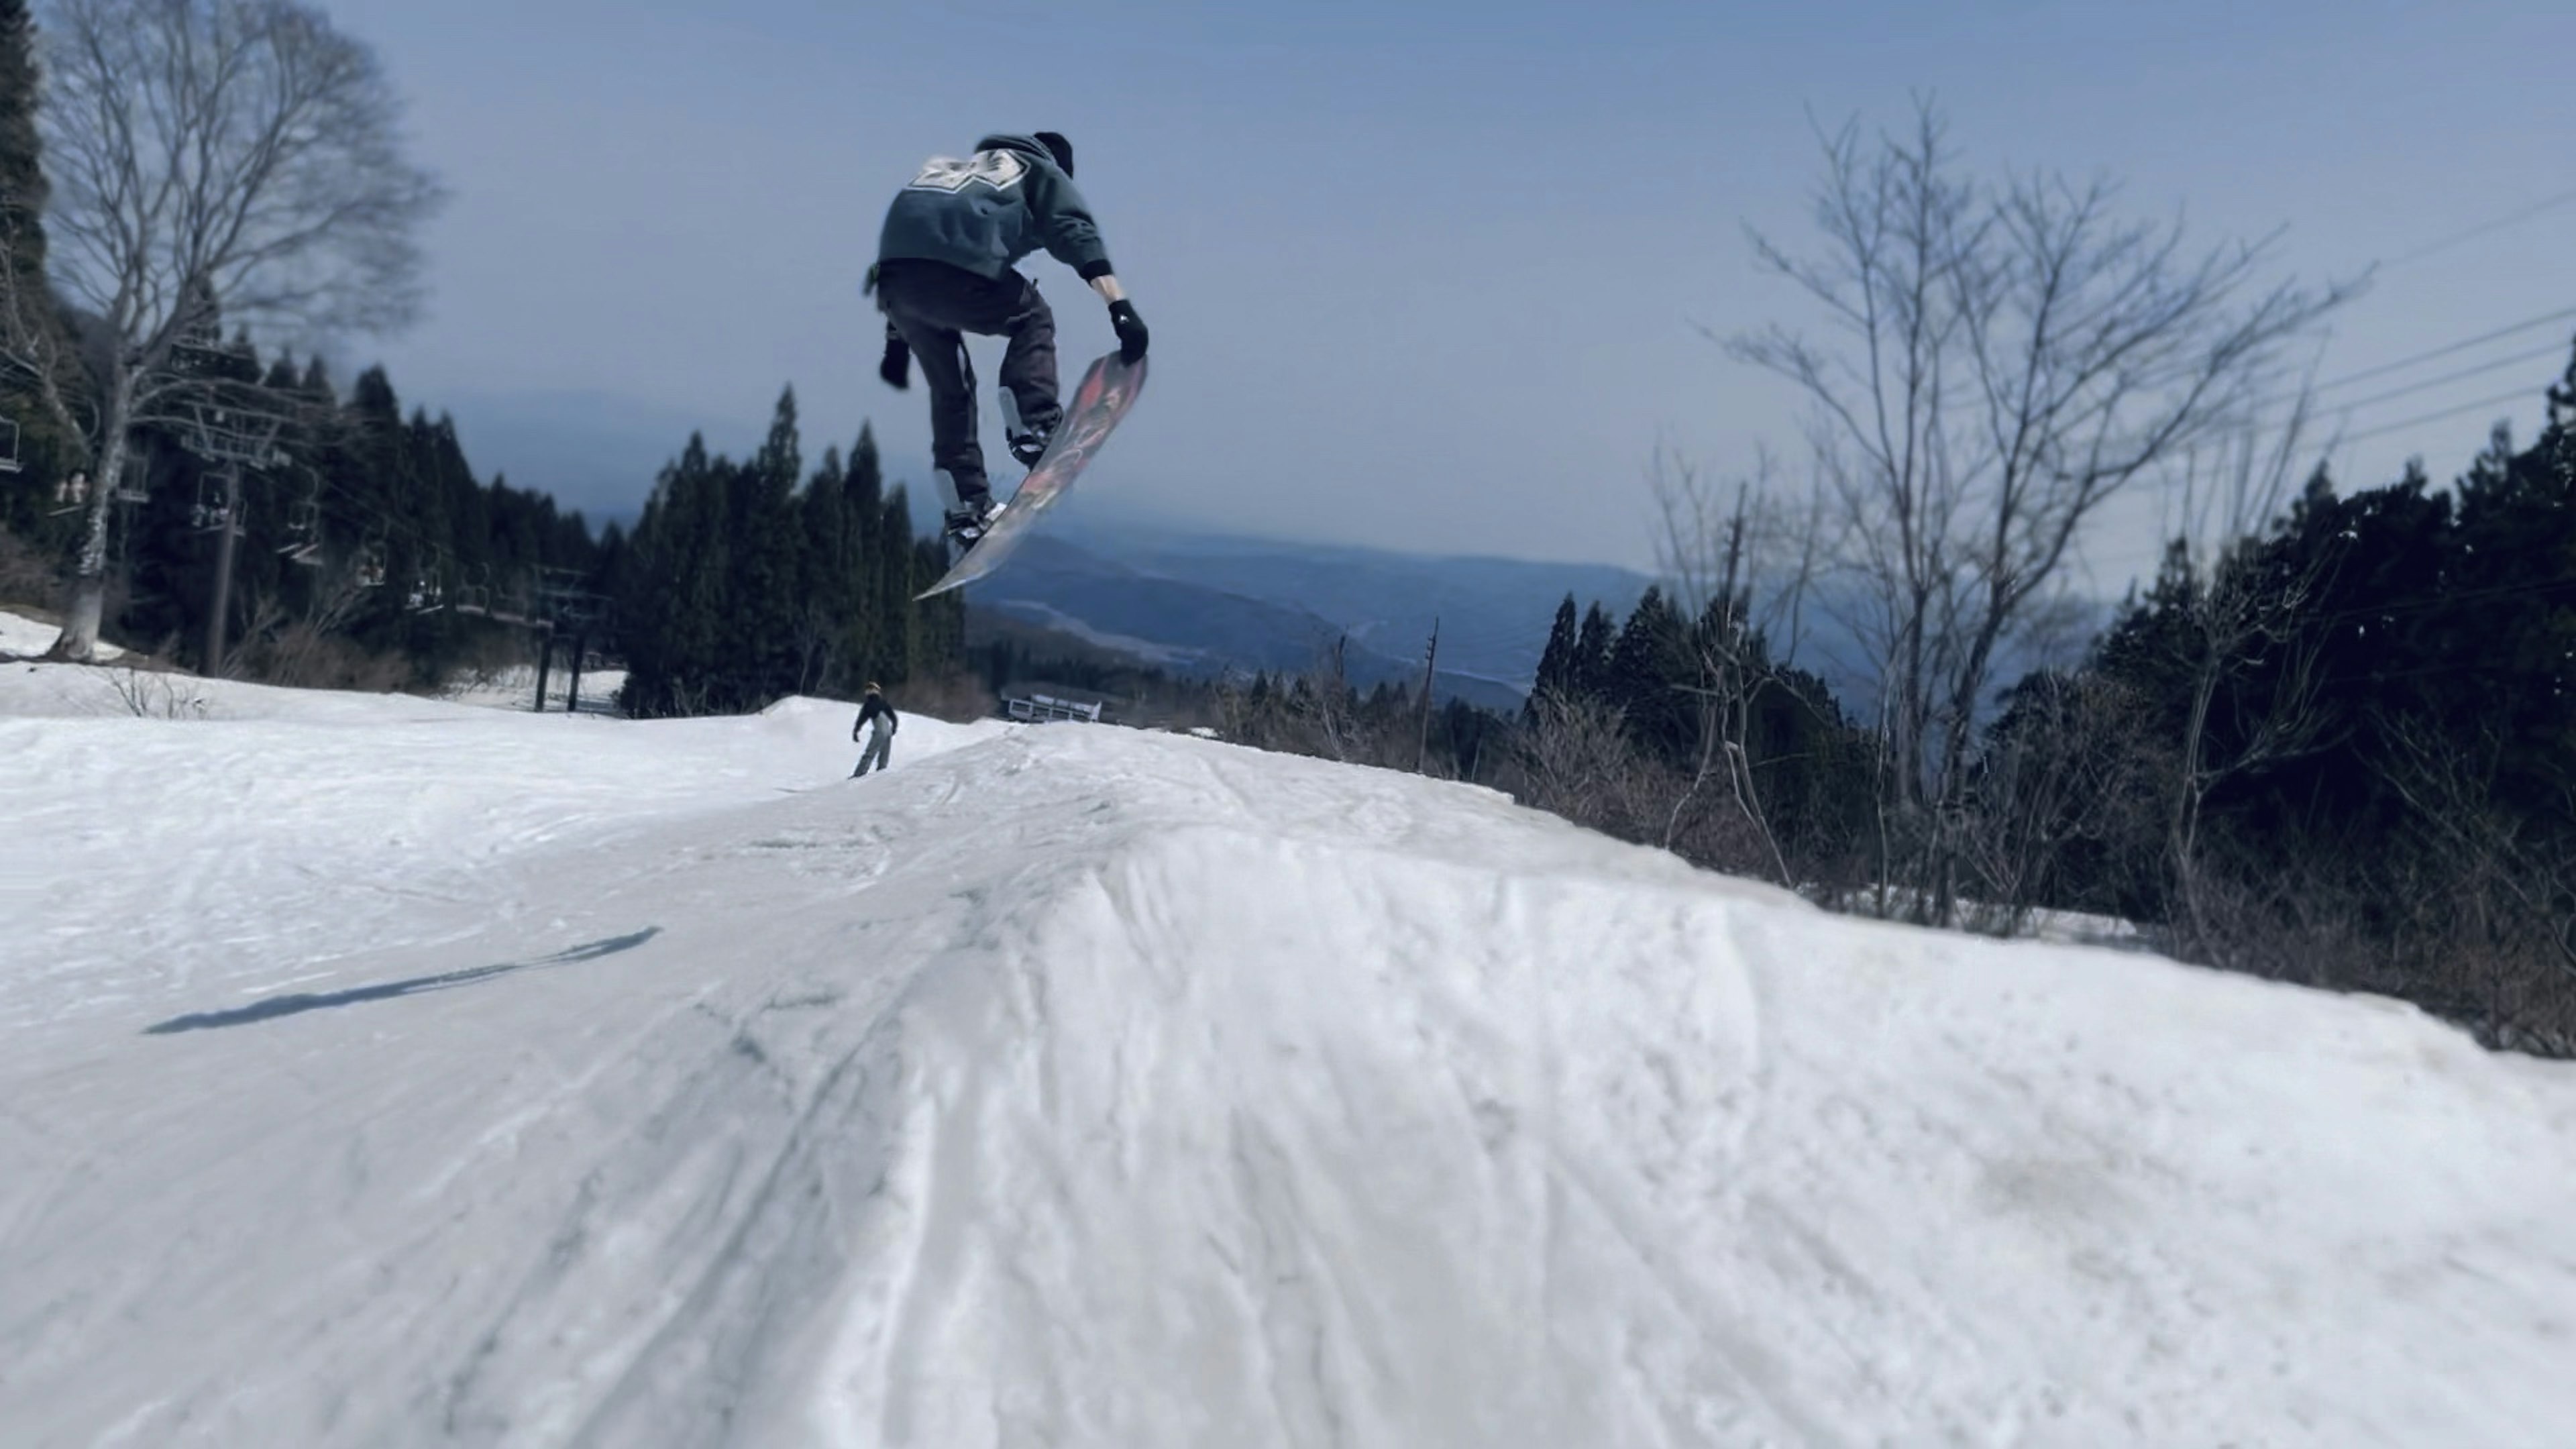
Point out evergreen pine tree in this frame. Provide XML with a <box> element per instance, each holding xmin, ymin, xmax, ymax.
<box><xmin>875</xmin><ymin>484</ymin><xmax>918</xmax><ymax>682</ymax></box>
<box><xmin>623</xmin><ymin>435</ymin><xmax>731</xmax><ymax>714</ymax></box>
<box><xmin>0</xmin><ymin>0</ymin><xmax>74</xmax><ymax>498</ymax></box>
<box><xmin>1573</xmin><ymin>601</ymin><xmax>1616</xmax><ymax>704</ymax></box>
<box><xmin>2429</xmin><ymin>375</ymin><xmax>2576</xmax><ymax>813</ymax></box>
<box><xmin>843</xmin><ymin>425</ymin><xmax>889</xmax><ymax>680</ymax></box>
<box><xmin>796</xmin><ymin>443</ymin><xmax>852</xmax><ymax>693</ymax></box>
<box><xmin>686</xmin><ymin>451</ymin><xmax>741</xmax><ymax>704</ymax></box>
<box><xmin>1605</xmin><ymin>586</ymin><xmax>1688</xmax><ymax>761</ymax></box>
<box><xmin>1527</xmin><ymin>594</ymin><xmax>1581</xmax><ymax>718</ymax></box>
<box><xmin>910</xmin><ymin>529</ymin><xmax>965</xmax><ymax>674</ymax></box>
<box><xmin>724</xmin><ymin>387</ymin><xmax>804</xmax><ymax>700</ymax></box>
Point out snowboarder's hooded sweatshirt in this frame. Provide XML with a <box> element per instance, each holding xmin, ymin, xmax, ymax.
<box><xmin>876</xmin><ymin>133</ymin><xmax>1114</xmax><ymax>284</ymax></box>
<box><xmin>855</xmin><ymin>690</ymin><xmax>898</xmax><ymax>737</ymax></box>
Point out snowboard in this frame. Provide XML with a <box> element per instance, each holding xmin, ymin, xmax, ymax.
<box><xmin>916</xmin><ymin>350</ymin><xmax>1148</xmax><ymax>600</ymax></box>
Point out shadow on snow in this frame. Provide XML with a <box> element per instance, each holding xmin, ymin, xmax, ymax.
<box><xmin>142</xmin><ymin>928</ymin><xmax>663</xmax><ymax>1036</ymax></box>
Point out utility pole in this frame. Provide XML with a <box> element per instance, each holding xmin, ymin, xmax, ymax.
<box><xmin>1415</xmin><ymin>617</ymin><xmax>1440</xmax><ymax>773</ymax></box>
<box><xmin>531</xmin><ymin>625</ymin><xmax>555</xmax><ymax>712</ymax></box>
<box><xmin>203</xmin><ymin>462</ymin><xmax>244</xmax><ymax>676</ymax></box>
<box><xmin>566</xmin><ymin>623</ymin><xmax>587</xmax><ymax>713</ymax></box>
<box><xmin>177</xmin><ymin>373</ymin><xmax>289</xmax><ymax>680</ymax></box>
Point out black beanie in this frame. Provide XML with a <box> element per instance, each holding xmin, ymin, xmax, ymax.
<box><xmin>1033</xmin><ymin>131</ymin><xmax>1074</xmax><ymax>178</ymax></box>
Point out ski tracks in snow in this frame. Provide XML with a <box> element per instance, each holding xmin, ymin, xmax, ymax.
<box><xmin>794</xmin><ymin>731</ymin><xmax>1819</xmax><ymax>1446</ymax></box>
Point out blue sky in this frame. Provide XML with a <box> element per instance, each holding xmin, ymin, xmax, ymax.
<box><xmin>311</xmin><ymin>0</ymin><xmax>2576</xmax><ymax>586</ymax></box>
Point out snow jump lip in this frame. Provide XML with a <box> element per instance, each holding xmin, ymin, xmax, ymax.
<box><xmin>142</xmin><ymin>927</ymin><xmax>663</xmax><ymax>1036</ymax></box>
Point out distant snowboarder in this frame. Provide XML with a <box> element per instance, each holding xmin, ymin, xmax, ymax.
<box><xmin>867</xmin><ymin>130</ymin><xmax>1150</xmax><ymax>554</ymax></box>
<box><xmin>851</xmin><ymin>684</ymin><xmax>899</xmax><ymax>777</ymax></box>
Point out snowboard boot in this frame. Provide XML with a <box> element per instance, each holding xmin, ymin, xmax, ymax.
<box><xmin>943</xmin><ymin>495</ymin><xmax>1004</xmax><ymax>553</ymax></box>
<box><xmin>1001</xmin><ymin>392</ymin><xmax>1057</xmax><ymax>470</ymax></box>
<box><xmin>1007</xmin><ymin>426</ymin><xmax>1053</xmax><ymax>470</ymax></box>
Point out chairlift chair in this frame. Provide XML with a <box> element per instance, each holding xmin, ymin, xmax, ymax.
<box><xmin>111</xmin><ymin>458</ymin><xmax>149</xmax><ymax>505</ymax></box>
<box><xmin>189</xmin><ymin>472</ymin><xmax>231</xmax><ymax>532</ymax></box>
<box><xmin>276</xmin><ymin>496</ymin><xmax>324</xmax><ymax>565</ymax></box>
<box><xmin>46</xmin><ymin>470</ymin><xmax>92</xmax><ymax>517</ymax></box>
<box><xmin>545</xmin><ymin>590</ymin><xmax>598</xmax><ymax>628</ymax></box>
<box><xmin>406</xmin><ymin>550</ymin><xmax>449</xmax><ymax>613</ymax></box>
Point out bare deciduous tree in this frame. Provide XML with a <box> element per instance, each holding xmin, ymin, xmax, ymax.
<box><xmin>1506</xmin><ymin>689</ymin><xmax>1651</xmax><ymax>841</ymax></box>
<box><xmin>2373</xmin><ymin>720</ymin><xmax>2576</xmax><ymax>1054</ymax></box>
<box><xmin>1726</xmin><ymin>98</ymin><xmax>2355</xmax><ymax>924</ymax></box>
<box><xmin>2157</xmin><ymin>408</ymin><xmax>2347</xmax><ymax>957</ymax></box>
<box><xmin>1649</xmin><ymin>447</ymin><xmax>1824</xmax><ymax>887</ymax></box>
<box><xmin>1296</xmin><ymin>638</ymin><xmax>1363</xmax><ymax>764</ymax></box>
<box><xmin>231</xmin><ymin>546</ymin><xmax>384</xmax><ymax>686</ymax></box>
<box><xmin>1957</xmin><ymin>667</ymin><xmax>2169</xmax><ymax>935</ymax></box>
<box><xmin>29</xmin><ymin>0</ymin><xmax>440</xmax><ymax>661</ymax></box>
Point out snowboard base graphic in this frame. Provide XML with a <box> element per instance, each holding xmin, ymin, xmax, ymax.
<box><xmin>917</xmin><ymin>352</ymin><xmax>1147</xmax><ymax>600</ymax></box>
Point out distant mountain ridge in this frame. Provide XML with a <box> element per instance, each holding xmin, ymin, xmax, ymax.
<box><xmin>979</xmin><ymin>508</ymin><xmax>2102</xmax><ymax>727</ymax></box>
<box><xmin>967</xmin><ymin>514</ymin><xmax>1663</xmax><ymax>710</ymax></box>
<box><xmin>967</xmin><ymin>536</ymin><xmax>1525</xmax><ymax>710</ymax></box>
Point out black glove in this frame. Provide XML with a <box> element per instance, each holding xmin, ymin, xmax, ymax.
<box><xmin>1108</xmin><ymin>299</ymin><xmax>1148</xmax><ymax>365</ymax></box>
<box><xmin>879</xmin><ymin>323</ymin><xmax>910</xmax><ymax>390</ymax></box>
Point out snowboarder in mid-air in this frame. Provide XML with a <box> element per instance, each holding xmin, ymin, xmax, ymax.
<box><xmin>868</xmin><ymin>131</ymin><xmax>1149</xmax><ymax>554</ymax></box>
<box><xmin>851</xmin><ymin>684</ymin><xmax>899</xmax><ymax>777</ymax></box>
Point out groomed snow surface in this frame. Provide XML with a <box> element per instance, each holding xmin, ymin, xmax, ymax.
<box><xmin>5</xmin><ymin>640</ymin><xmax>2573</xmax><ymax>1447</ymax></box>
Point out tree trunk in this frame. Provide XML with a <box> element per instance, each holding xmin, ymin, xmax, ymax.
<box><xmin>45</xmin><ymin>381</ymin><xmax>131</xmax><ymax>663</ymax></box>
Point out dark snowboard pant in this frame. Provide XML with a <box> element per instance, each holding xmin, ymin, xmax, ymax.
<box><xmin>875</xmin><ymin>258</ymin><xmax>1061</xmax><ymax>511</ymax></box>
<box><xmin>853</xmin><ymin>723</ymin><xmax>894</xmax><ymax>777</ymax></box>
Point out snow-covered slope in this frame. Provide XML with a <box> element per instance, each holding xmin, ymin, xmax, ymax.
<box><xmin>3</xmin><ymin>662</ymin><xmax>2571</xmax><ymax>1447</ymax></box>
<box><xmin>439</xmin><ymin>663</ymin><xmax>630</xmax><ymax>714</ymax></box>
<box><xmin>0</xmin><ymin>608</ymin><xmax>121</xmax><ymax>661</ymax></box>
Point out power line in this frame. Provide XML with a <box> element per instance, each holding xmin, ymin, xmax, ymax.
<box><xmin>2339</xmin><ymin>384</ymin><xmax>2542</xmax><ymax>446</ymax></box>
<box><xmin>2244</xmin><ymin>334</ymin><xmax>2570</xmax><ymax>423</ymax></box>
<box><xmin>2373</xmin><ymin>187</ymin><xmax>2576</xmax><ymax>270</ymax></box>
<box><xmin>2229</xmin><ymin>306</ymin><xmax>2573</xmax><ymax>427</ymax></box>
<box><xmin>2318</xmin><ymin>341</ymin><xmax>2569</xmax><ymax>416</ymax></box>
<box><xmin>2209</xmin><ymin>199</ymin><xmax>2576</xmax><ymax>439</ymax></box>
<box><xmin>2313</xmin><ymin>305</ymin><xmax>2576</xmax><ymax>394</ymax></box>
